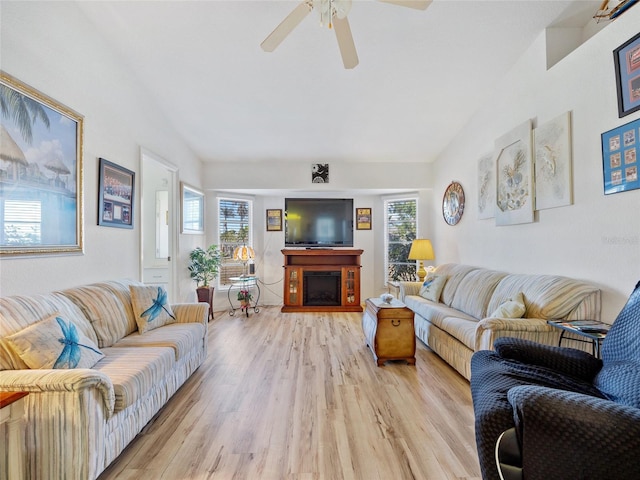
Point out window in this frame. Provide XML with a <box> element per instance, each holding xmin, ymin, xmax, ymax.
<box><xmin>2</xmin><ymin>200</ymin><xmax>42</xmax><ymax>245</ymax></box>
<box><xmin>181</xmin><ymin>183</ymin><xmax>204</xmax><ymax>234</ymax></box>
<box><xmin>217</xmin><ymin>197</ymin><xmax>252</xmax><ymax>285</ymax></box>
<box><xmin>384</xmin><ymin>197</ymin><xmax>417</xmax><ymax>282</ymax></box>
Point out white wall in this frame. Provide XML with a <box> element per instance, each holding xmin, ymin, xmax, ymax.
<box><xmin>430</xmin><ymin>8</ymin><xmax>640</xmax><ymax>320</ymax></box>
<box><xmin>0</xmin><ymin>2</ymin><xmax>205</xmax><ymax>299</ymax></box>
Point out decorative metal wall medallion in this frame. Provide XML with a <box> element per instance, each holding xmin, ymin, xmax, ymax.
<box><xmin>443</xmin><ymin>181</ymin><xmax>465</xmax><ymax>225</ymax></box>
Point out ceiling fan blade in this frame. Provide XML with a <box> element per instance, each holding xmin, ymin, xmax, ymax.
<box><xmin>261</xmin><ymin>1</ymin><xmax>312</xmax><ymax>52</ymax></box>
<box><xmin>333</xmin><ymin>16</ymin><xmax>359</xmax><ymax>69</ymax></box>
<box><xmin>377</xmin><ymin>0</ymin><xmax>432</xmax><ymax>10</ymax></box>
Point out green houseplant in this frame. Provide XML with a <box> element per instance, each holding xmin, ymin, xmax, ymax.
<box><xmin>188</xmin><ymin>245</ymin><xmax>222</xmax><ymax>320</ymax></box>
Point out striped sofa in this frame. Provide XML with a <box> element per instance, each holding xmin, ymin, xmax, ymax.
<box><xmin>400</xmin><ymin>264</ymin><xmax>601</xmax><ymax>380</ymax></box>
<box><xmin>0</xmin><ymin>279</ymin><xmax>208</xmax><ymax>480</ymax></box>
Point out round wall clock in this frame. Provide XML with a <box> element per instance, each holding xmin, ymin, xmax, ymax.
<box><xmin>442</xmin><ymin>181</ymin><xmax>465</xmax><ymax>225</ymax></box>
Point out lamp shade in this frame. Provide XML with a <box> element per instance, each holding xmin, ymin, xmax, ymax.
<box><xmin>408</xmin><ymin>239</ymin><xmax>434</xmax><ymax>261</ymax></box>
<box><xmin>233</xmin><ymin>245</ymin><xmax>255</xmax><ymax>262</ymax></box>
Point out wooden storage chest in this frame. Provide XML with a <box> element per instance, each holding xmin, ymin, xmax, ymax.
<box><xmin>362</xmin><ymin>297</ymin><xmax>416</xmax><ymax>366</ymax></box>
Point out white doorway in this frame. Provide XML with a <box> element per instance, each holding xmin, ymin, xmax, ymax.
<box><xmin>140</xmin><ymin>149</ymin><xmax>177</xmax><ymax>301</ymax></box>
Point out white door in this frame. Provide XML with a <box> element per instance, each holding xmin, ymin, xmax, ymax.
<box><xmin>140</xmin><ymin>149</ymin><xmax>177</xmax><ymax>301</ymax></box>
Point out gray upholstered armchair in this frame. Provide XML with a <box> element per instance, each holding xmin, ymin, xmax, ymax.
<box><xmin>470</xmin><ymin>280</ymin><xmax>640</xmax><ymax>480</ymax></box>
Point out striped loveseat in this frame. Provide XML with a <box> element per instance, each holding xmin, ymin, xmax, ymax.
<box><xmin>0</xmin><ymin>279</ymin><xmax>208</xmax><ymax>480</ymax></box>
<box><xmin>400</xmin><ymin>264</ymin><xmax>601</xmax><ymax>380</ymax></box>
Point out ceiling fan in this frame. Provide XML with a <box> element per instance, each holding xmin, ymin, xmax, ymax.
<box><xmin>260</xmin><ymin>0</ymin><xmax>432</xmax><ymax>69</ymax></box>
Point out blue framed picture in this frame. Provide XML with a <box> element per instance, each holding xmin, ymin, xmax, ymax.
<box><xmin>601</xmin><ymin>117</ymin><xmax>640</xmax><ymax>195</ymax></box>
<box><xmin>614</xmin><ymin>31</ymin><xmax>640</xmax><ymax>117</ymax></box>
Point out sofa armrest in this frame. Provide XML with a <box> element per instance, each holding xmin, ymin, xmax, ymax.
<box><xmin>171</xmin><ymin>302</ymin><xmax>209</xmax><ymax>326</ymax></box>
<box><xmin>0</xmin><ymin>369</ymin><xmax>116</xmax><ymax>479</ymax></box>
<box><xmin>0</xmin><ymin>368</ymin><xmax>115</xmax><ymax>418</ymax></box>
<box><xmin>399</xmin><ymin>282</ymin><xmax>422</xmax><ymax>301</ymax></box>
<box><xmin>494</xmin><ymin>337</ymin><xmax>602</xmax><ymax>381</ymax></box>
<box><xmin>475</xmin><ymin>317</ymin><xmax>556</xmax><ymax>352</ymax></box>
<box><xmin>507</xmin><ymin>385</ymin><xmax>640</xmax><ymax>479</ymax></box>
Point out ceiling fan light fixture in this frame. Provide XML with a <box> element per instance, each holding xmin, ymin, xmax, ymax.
<box><xmin>313</xmin><ymin>0</ymin><xmax>352</xmax><ymax>28</ymax></box>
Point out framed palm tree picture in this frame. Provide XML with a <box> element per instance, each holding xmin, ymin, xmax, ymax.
<box><xmin>0</xmin><ymin>71</ymin><xmax>84</xmax><ymax>256</ymax></box>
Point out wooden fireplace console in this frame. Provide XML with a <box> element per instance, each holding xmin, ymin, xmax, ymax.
<box><xmin>281</xmin><ymin>249</ymin><xmax>363</xmax><ymax>313</ymax></box>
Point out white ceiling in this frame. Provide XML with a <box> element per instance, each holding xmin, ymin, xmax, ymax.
<box><xmin>76</xmin><ymin>0</ymin><xmax>601</xmax><ymax>164</ymax></box>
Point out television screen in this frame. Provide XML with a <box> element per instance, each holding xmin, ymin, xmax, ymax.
<box><xmin>285</xmin><ymin>198</ymin><xmax>354</xmax><ymax>247</ymax></box>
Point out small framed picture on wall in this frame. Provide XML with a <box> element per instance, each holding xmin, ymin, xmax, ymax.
<box><xmin>356</xmin><ymin>208</ymin><xmax>372</xmax><ymax>230</ymax></box>
<box><xmin>98</xmin><ymin>158</ymin><xmax>135</xmax><ymax>229</ymax></box>
<box><xmin>601</xmin><ymin>117</ymin><xmax>640</xmax><ymax>195</ymax></box>
<box><xmin>266</xmin><ymin>209</ymin><xmax>282</xmax><ymax>231</ymax></box>
<box><xmin>312</xmin><ymin>163</ymin><xmax>329</xmax><ymax>183</ymax></box>
<box><xmin>613</xmin><ymin>31</ymin><xmax>640</xmax><ymax>117</ymax></box>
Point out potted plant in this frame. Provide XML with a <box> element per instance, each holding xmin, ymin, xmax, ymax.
<box><xmin>188</xmin><ymin>245</ymin><xmax>222</xmax><ymax>320</ymax></box>
<box><xmin>237</xmin><ymin>289</ymin><xmax>253</xmax><ymax>312</ymax></box>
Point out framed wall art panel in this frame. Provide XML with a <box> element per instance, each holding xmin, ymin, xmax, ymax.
<box><xmin>601</xmin><ymin>117</ymin><xmax>640</xmax><ymax>195</ymax></box>
<box><xmin>534</xmin><ymin>111</ymin><xmax>573</xmax><ymax>210</ymax></box>
<box><xmin>614</xmin><ymin>31</ymin><xmax>640</xmax><ymax>118</ymax></box>
<box><xmin>494</xmin><ymin>120</ymin><xmax>534</xmax><ymax>226</ymax></box>
<box><xmin>477</xmin><ymin>152</ymin><xmax>495</xmax><ymax>219</ymax></box>
<box><xmin>0</xmin><ymin>71</ymin><xmax>84</xmax><ymax>256</ymax></box>
<box><xmin>266</xmin><ymin>209</ymin><xmax>282</xmax><ymax>231</ymax></box>
<box><xmin>356</xmin><ymin>208</ymin><xmax>372</xmax><ymax>230</ymax></box>
<box><xmin>98</xmin><ymin>158</ymin><xmax>134</xmax><ymax>229</ymax></box>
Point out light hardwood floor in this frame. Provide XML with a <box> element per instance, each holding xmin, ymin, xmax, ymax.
<box><xmin>98</xmin><ymin>307</ymin><xmax>481</xmax><ymax>480</ymax></box>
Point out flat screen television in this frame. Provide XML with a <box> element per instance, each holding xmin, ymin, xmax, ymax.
<box><xmin>285</xmin><ymin>198</ymin><xmax>354</xmax><ymax>248</ymax></box>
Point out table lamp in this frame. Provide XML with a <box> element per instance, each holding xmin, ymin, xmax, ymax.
<box><xmin>233</xmin><ymin>245</ymin><xmax>255</xmax><ymax>276</ymax></box>
<box><xmin>408</xmin><ymin>239</ymin><xmax>435</xmax><ymax>282</ymax></box>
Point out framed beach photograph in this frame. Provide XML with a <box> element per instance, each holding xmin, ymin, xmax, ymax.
<box><xmin>614</xmin><ymin>31</ymin><xmax>640</xmax><ymax>117</ymax></box>
<box><xmin>181</xmin><ymin>182</ymin><xmax>204</xmax><ymax>234</ymax></box>
<box><xmin>0</xmin><ymin>72</ymin><xmax>84</xmax><ymax>256</ymax></box>
<box><xmin>266</xmin><ymin>208</ymin><xmax>282</xmax><ymax>231</ymax></box>
<box><xmin>356</xmin><ymin>208</ymin><xmax>372</xmax><ymax>230</ymax></box>
<box><xmin>601</xmin><ymin>117</ymin><xmax>640</xmax><ymax>195</ymax></box>
<box><xmin>98</xmin><ymin>158</ymin><xmax>134</xmax><ymax>228</ymax></box>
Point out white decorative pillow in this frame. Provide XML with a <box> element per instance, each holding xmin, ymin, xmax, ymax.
<box><xmin>5</xmin><ymin>313</ymin><xmax>104</xmax><ymax>369</ymax></box>
<box><xmin>419</xmin><ymin>275</ymin><xmax>447</xmax><ymax>303</ymax></box>
<box><xmin>490</xmin><ymin>292</ymin><xmax>526</xmax><ymax>318</ymax></box>
<box><xmin>130</xmin><ymin>285</ymin><xmax>176</xmax><ymax>334</ymax></box>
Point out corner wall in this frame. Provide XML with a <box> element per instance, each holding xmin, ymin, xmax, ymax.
<box><xmin>0</xmin><ymin>2</ymin><xmax>204</xmax><ymax>298</ymax></box>
<box><xmin>431</xmin><ymin>7</ymin><xmax>640</xmax><ymax>320</ymax></box>
<box><xmin>202</xmin><ymin>160</ymin><xmax>433</xmax><ymax>305</ymax></box>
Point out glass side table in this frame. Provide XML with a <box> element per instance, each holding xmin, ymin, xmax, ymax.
<box><xmin>228</xmin><ymin>275</ymin><xmax>260</xmax><ymax>317</ymax></box>
<box><xmin>547</xmin><ymin>320</ymin><xmax>610</xmax><ymax>358</ymax></box>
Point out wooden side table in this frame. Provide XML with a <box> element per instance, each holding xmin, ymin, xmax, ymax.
<box><xmin>0</xmin><ymin>391</ymin><xmax>28</xmax><ymax>480</ymax></box>
<box><xmin>362</xmin><ymin>297</ymin><xmax>416</xmax><ymax>366</ymax></box>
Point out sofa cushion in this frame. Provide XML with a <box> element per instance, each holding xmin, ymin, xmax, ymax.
<box><xmin>130</xmin><ymin>285</ymin><xmax>176</xmax><ymax>334</ymax></box>
<box><xmin>450</xmin><ymin>269</ymin><xmax>507</xmax><ymax>320</ymax></box>
<box><xmin>436</xmin><ymin>264</ymin><xmax>480</xmax><ymax>307</ymax></box>
<box><xmin>404</xmin><ymin>295</ymin><xmax>478</xmax><ymax>328</ymax></box>
<box><xmin>94</xmin><ymin>346</ymin><xmax>175</xmax><ymax>412</ymax></box>
<box><xmin>437</xmin><ymin>316</ymin><xmax>478</xmax><ymax>351</ymax></box>
<box><xmin>59</xmin><ymin>283</ymin><xmax>135</xmax><ymax>348</ymax></box>
<box><xmin>0</xmin><ymin>293</ymin><xmax>98</xmax><ymax>370</ymax></box>
<box><xmin>112</xmin><ymin>323</ymin><xmax>205</xmax><ymax>361</ymax></box>
<box><xmin>5</xmin><ymin>313</ymin><xmax>104</xmax><ymax>369</ymax></box>
<box><xmin>488</xmin><ymin>274</ymin><xmax>601</xmax><ymax>321</ymax></box>
<box><xmin>419</xmin><ymin>275</ymin><xmax>447</xmax><ymax>302</ymax></box>
<box><xmin>489</xmin><ymin>292</ymin><xmax>526</xmax><ymax>318</ymax></box>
